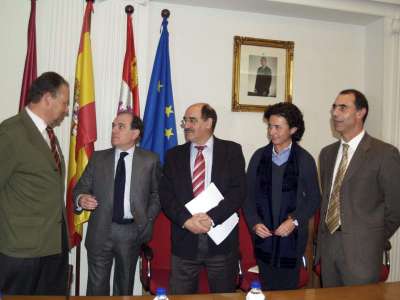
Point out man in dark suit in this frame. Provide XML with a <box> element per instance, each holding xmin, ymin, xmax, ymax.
<box><xmin>160</xmin><ymin>103</ymin><xmax>246</xmax><ymax>294</ymax></box>
<box><xmin>254</xmin><ymin>56</ymin><xmax>272</xmax><ymax>97</ymax></box>
<box><xmin>0</xmin><ymin>72</ymin><xmax>70</xmax><ymax>295</ymax></box>
<box><xmin>317</xmin><ymin>89</ymin><xmax>400</xmax><ymax>287</ymax></box>
<box><xmin>73</xmin><ymin>112</ymin><xmax>161</xmax><ymax>296</ymax></box>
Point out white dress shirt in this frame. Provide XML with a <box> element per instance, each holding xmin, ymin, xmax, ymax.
<box><xmin>26</xmin><ymin>106</ymin><xmax>51</xmax><ymax>148</ymax></box>
<box><xmin>114</xmin><ymin>146</ymin><xmax>135</xmax><ymax>219</ymax></box>
<box><xmin>329</xmin><ymin>130</ymin><xmax>365</xmax><ymax>198</ymax></box>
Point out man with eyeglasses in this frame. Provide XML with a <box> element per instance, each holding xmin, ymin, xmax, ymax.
<box><xmin>160</xmin><ymin>103</ymin><xmax>246</xmax><ymax>294</ymax></box>
<box><xmin>317</xmin><ymin>89</ymin><xmax>400</xmax><ymax>287</ymax></box>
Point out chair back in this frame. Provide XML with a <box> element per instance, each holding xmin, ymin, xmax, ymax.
<box><xmin>148</xmin><ymin>212</ymin><xmax>171</xmax><ymax>271</ymax></box>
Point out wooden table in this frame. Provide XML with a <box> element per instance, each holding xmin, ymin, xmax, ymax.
<box><xmin>3</xmin><ymin>282</ymin><xmax>400</xmax><ymax>300</ymax></box>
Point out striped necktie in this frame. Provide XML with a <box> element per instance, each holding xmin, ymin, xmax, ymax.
<box><xmin>325</xmin><ymin>143</ymin><xmax>349</xmax><ymax>234</ymax></box>
<box><xmin>192</xmin><ymin>145</ymin><xmax>206</xmax><ymax>197</ymax></box>
<box><xmin>46</xmin><ymin>127</ymin><xmax>62</xmax><ymax>174</ymax></box>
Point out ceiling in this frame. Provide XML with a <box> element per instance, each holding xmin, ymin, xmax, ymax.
<box><xmin>150</xmin><ymin>0</ymin><xmax>399</xmax><ymax>25</ymax></box>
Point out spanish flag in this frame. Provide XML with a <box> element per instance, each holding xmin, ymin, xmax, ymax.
<box><xmin>66</xmin><ymin>0</ymin><xmax>97</xmax><ymax>247</ymax></box>
<box><xmin>118</xmin><ymin>5</ymin><xmax>140</xmax><ymax>116</ymax></box>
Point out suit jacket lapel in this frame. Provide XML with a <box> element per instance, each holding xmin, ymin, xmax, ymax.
<box><xmin>54</xmin><ymin>136</ymin><xmax>66</xmax><ymax>179</ymax></box>
<box><xmin>182</xmin><ymin>143</ymin><xmax>194</xmax><ymax>199</ymax></box>
<box><xmin>324</xmin><ymin>142</ymin><xmax>340</xmax><ymax>201</ymax></box>
<box><xmin>130</xmin><ymin>148</ymin><xmax>143</xmax><ymax>209</ymax></box>
<box><xmin>20</xmin><ymin>109</ymin><xmax>57</xmax><ymax>170</ymax></box>
<box><xmin>211</xmin><ymin>137</ymin><xmax>223</xmax><ymax>186</ymax></box>
<box><xmin>343</xmin><ymin>133</ymin><xmax>371</xmax><ymax>183</ymax></box>
<box><xmin>104</xmin><ymin>149</ymin><xmax>115</xmax><ymax>207</ymax></box>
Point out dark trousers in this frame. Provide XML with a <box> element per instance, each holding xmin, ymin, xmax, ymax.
<box><xmin>0</xmin><ymin>223</ymin><xmax>68</xmax><ymax>295</ymax></box>
<box><xmin>321</xmin><ymin>230</ymin><xmax>380</xmax><ymax>287</ymax></box>
<box><xmin>169</xmin><ymin>234</ymin><xmax>238</xmax><ymax>294</ymax></box>
<box><xmin>86</xmin><ymin>222</ymin><xmax>141</xmax><ymax>296</ymax></box>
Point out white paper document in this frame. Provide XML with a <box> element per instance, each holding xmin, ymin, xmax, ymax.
<box><xmin>185</xmin><ymin>182</ymin><xmax>223</xmax><ymax>214</ymax></box>
<box><xmin>185</xmin><ymin>183</ymin><xmax>239</xmax><ymax>245</ymax></box>
<box><xmin>207</xmin><ymin>213</ymin><xmax>239</xmax><ymax>245</ymax></box>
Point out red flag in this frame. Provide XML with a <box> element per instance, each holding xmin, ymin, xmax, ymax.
<box><xmin>66</xmin><ymin>0</ymin><xmax>97</xmax><ymax>248</ymax></box>
<box><xmin>19</xmin><ymin>0</ymin><xmax>37</xmax><ymax>111</ymax></box>
<box><xmin>118</xmin><ymin>5</ymin><xmax>140</xmax><ymax>116</ymax></box>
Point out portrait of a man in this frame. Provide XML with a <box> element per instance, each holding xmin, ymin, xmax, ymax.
<box><xmin>247</xmin><ymin>55</ymin><xmax>277</xmax><ymax>97</ymax></box>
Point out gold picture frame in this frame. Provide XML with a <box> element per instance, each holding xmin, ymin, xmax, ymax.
<box><xmin>231</xmin><ymin>36</ymin><xmax>294</xmax><ymax>112</ymax></box>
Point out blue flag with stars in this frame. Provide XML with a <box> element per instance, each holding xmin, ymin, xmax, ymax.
<box><xmin>141</xmin><ymin>17</ymin><xmax>177</xmax><ymax>164</ymax></box>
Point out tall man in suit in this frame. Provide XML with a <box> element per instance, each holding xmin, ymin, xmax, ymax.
<box><xmin>317</xmin><ymin>89</ymin><xmax>400</xmax><ymax>287</ymax></box>
<box><xmin>254</xmin><ymin>56</ymin><xmax>272</xmax><ymax>97</ymax></box>
<box><xmin>160</xmin><ymin>103</ymin><xmax>246</xmax><ymax>294</ymax></box>
<box><xmin>73</xmin><ymin>112</ymin><xmax>161</xmax><ymax>296</ymax></box>
<box><xmin>0</xmin><ymin>72</ymin><xmax>70</xmax><ymax>295</ymax></box>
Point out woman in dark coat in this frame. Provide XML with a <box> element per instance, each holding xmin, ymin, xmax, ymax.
<box><xmin>243</xmin><ymin>102</ymin><xmax>320</xmax><ymax>290</ymax></box>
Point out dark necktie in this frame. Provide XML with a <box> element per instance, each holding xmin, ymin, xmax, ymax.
<box><xmin>46</xmin><ymin>127</ymin><xmax>62</xmax><ymax>174</ymax></box>
<box><xmin>192</xmin><ymin>145</ymin><xmax>206</xmax><ymax>197</ymax></box>
<box><xmin>113</xmin><ymin>151</ymin><xmax>129</xmax><ymax>223</ymax></box>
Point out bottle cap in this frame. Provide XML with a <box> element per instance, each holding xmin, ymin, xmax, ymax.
<box><xmin>250</xmin><ymin>281</ymin><xmax>261</xmax><ymax>289</ymax></box>
<box><xmin>156</xmin><ymin>287</ymin><xmax>167</xmax><ymax>296</ymax></box>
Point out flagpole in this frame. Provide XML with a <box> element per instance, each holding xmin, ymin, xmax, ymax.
<box><xmin>125</xmin><ymin>4</ymin><xmax>134</xmax><ymax>14</ymax></box>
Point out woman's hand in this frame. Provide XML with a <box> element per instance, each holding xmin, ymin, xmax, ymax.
<box><xmin>253</xmin><ymin>223</ymin><xmax>273</xmax><ymax>238</ymax></box>
<box><xmin>274</xmin><ymin>219</ymin><xmax>296</xmax><ymax>237</ymax></box>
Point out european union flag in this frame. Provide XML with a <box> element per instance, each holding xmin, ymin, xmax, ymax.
<box><xmin>141</xmin><ymin>16</ymin><xmax>178</xmax><ymax>164</ymax></box>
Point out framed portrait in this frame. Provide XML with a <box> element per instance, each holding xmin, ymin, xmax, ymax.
<box><xmin>231</xmin><ymin>36</ymin><xmax>294</xmax><ymax>112</ymax></box>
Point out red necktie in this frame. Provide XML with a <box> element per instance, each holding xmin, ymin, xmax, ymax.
<box><xmin>192</xmin><ymin>145</ymin><xmax>206</xmax><ymax>197</ymax></box>
<box><xmin>46</xmin><ymin>127</ymin><xmax>62</xmax><ymax>174</ymax></box>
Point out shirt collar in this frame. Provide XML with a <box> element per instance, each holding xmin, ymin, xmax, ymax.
<box><xmin>25</xmin><ymin>106</ymin><xmax>48</xmax><ymax>134</ymax></box>
<box><xmin>191</xmin><ymin>135</ymin><xmax>214</xmax><ymax>151</ymax></box>
<box><xmin>341</xmin><ymin>130</ymin><xmax>365</xmax><ymax>150</ymax></box>
<box><xmin>272</xmin><ymin>142</ymin><xmax>292</xmax><ymax>157</ymax></box>
<box><xmin>115</xmin><ymin>146</ymin><xmax>135</xmax><ymax>157</ymax></box>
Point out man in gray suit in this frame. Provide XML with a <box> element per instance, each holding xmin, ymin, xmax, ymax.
<box><xmin>74</xmin><ymin>112</ymin><xmax>161</xmax><ymax>295</ymax></box>
<box><xmin>0</xmin><ymin>72</ymin><xmax>70</xmax><ymax>295</ymax></box>
<box><xmin>317</xmin><ymin>89</ymin><xmax>400</xmax><ymax>287</ymax></box>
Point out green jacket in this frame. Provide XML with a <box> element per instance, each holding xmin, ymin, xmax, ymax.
<box><xmin>0</xmin><ymin>109</ymin><xmax>67</xmax><ymax>258</ymax></box>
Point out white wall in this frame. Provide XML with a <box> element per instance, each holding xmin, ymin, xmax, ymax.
<box><xmin>148</xmin><ymin>2</ymin><xmax>365</xmax><ymax>161</ymax></box>
<box><xmin>365</xmin><ymin>18</ymin><xmax>384</xmax><ymax>139</ymax></box>
<box><xmin>1</xmin><ymin>0</ymin><xmax>398</xmax><ymax>295</ymax></box>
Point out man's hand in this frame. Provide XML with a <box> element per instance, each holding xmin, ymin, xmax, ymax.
<box><xmin>78</xmin><ymin>194</ymin><xmax>98</xmax><ymax>211</ymax></box>
<box><xmin>274</xmin><ymin>218</ymin><xmax>296</xmax><ymax>237</ymax></box>
<box><xmin>183</xmin><ymin>213</ymin><xmax>212</xmax><ymax>234</ymax></box>
<box><xmin>253</xmin><ymin>223</ymin><xmax>273</xmax><ymax>238</ymax></box>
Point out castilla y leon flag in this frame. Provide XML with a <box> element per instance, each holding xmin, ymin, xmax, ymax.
<box><xmin>118</xmin><ymin>6</ymin><xmax>140</xmax><ymax>116</ymax></box>
<box><xmin>66</xmin><ymin>0</ymin><xmax>97</xmax><ymax>247</ymax></box>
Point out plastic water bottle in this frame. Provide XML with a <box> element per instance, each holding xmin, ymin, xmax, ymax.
<box><xmin>246</xmin><ymin>281</ymin><xmax>265</xmax><ymax>300</ymax></box>
<box><xmin>154</xmin><ymin>287</ymin><xmax>168</xmax><ymax>300</ymax></box>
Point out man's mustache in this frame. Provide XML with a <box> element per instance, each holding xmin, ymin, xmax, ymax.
<box><xmin>184</xmin><ymin>129</ymin><xmax>194</xmax><ymax>133</ymax></box>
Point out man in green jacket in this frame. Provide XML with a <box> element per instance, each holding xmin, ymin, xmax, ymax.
<box><xmin>0</xmin><ymin>72</ymin><xmax>70</xmax><ymax>295</ymax></box>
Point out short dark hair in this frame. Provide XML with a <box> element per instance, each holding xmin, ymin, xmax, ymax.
<box><xmin>338</xmin><ymin>89</ymin><xmax>369</xmax><ymax>123</ymax></box>
<box><xmin>27</xmin><ymin>72</ymin><xmax>69</xmax><ymax>104</ymax></box>
<box><xmin>201</xmin><ymin>104</ymin><xmax>217</xmax><ymax>132</ymax></box>
<box><xmin>263</xmin><ymin>102</ymin><xmax>305</xmax><ymax>142</ymax></box>
<box><xmin>117</xmin><ymin>111</ymin><xmax>144</xmax><ymax>140</ymax></box>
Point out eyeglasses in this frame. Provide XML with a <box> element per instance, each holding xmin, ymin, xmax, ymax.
<box><xmin>180</xmin><ymin>117</ymin><xmax>198</xmax><ymax>128</ymax></box>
